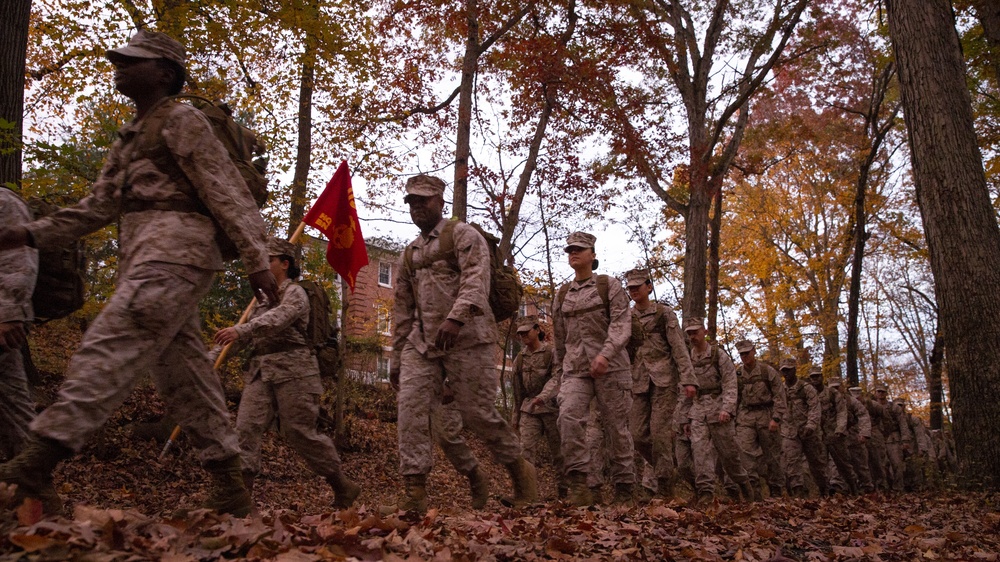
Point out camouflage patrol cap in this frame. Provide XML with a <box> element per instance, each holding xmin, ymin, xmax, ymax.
<box><xmin>735</xmin><ymin>339</ymin><xmax>755</xmax><ymax>353</ymax></box>
<box><xmin>779</xmin><ymin>358</ymin><xmax>797</xmax><ymax>371</ymax></box>
<box><xmin>403</xmin><ymin>174</ymin><xmax>446</xmax><ymax>202</ymax></box>
<box><xmin>624</xmin><ymin>268</ymin><xmax>651</xmax><ymax>288</ymax></box>
<box><xmin>683</xmin><ymin>317</ymin><xmax>704</xmax><ymax>332</ymax></box>
<box><xmin>106</xmin><ymin>30</ymin><xmax>186</xmax><ymax>69</ymax></box>
<box><xmin>849</xmin><ymin>386</ymin><xmax>862</xmax><ymax>397</ymax></box>
<box><xmin>267</xmin><ymin>237</ymin><xmax>295</xmax><ymax>257</ymax></box>
<box><xmin>875</xmin><ymin>387</ymin><xmax>888</xmax><ymax>393</ymax></box>
<box><xmin>827</xmin><ymin>377</ymin><xmax>843</xmax><ymax>387</ymax></box>
<box><xmin>808</xmin><ymin>366</ymin><xmax>823</xmax><ymax>377</ymax></box>
<box><xmin>564</xmin><ymin>231</ymin><xmax>596</xmax><ymax>252</ymax></box>
<box><xmin>516</xmin><ymin>316</ymin><xmax>538</xmax><ymax>333</ymax></box>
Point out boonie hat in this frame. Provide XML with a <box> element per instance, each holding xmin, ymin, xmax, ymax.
<box><xmin>403</xmin><ymin>174</ymin><xmax>446</xmax><ymax>202</ymax></box>
<box><xmin>564</xmin><ymin>231</ymin><xmax>596</xmax><ymax>252</ymax></box>
<box><xmin>624</xmin><ymin>268</ymin><xmax>651</xmax><ymax>288</ymax></box>
<box><xmin>107</xmin><ymin>30</ymin><xmax>186</xmax><ymax>69</ymax></box>
<box><xmin>735</xmin><ymin>339</ymin><xmax>755</xmax><ymax>353</ymax></box>
<box><xmin>779</xmin><ymin>358</ymin><xmax>797</xmax><ymax>371</ymax></box>
<box><xmin>516</xmin><ymin>316</ymin><xmax>538</xmax><ymax>333</ymax></box>
<box><xmin>683</xmin><ymin>317</ymin><xmax>704</xmax><ymax>332</ymax></box>
<box><xmin>267</xmin><ymin>237</ymin><xmax>296</xmax><ymax>257</ymax></box>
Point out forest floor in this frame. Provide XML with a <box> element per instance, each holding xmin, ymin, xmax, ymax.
<box><xmin>3</xmin><ymin>327</ymin><xmax>998</xmax><ymax>561</ymax></box>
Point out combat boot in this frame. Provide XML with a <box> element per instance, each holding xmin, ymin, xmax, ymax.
<box><xmin>204</xmin><ymin>456</ymin><xmax>253</xmax><ymax>517</ymax></box>
<box><xmin>612</xmin><ymin>483</ymin><xmax>635</xmax><ymax>506</ymax></box>
<box><xmin>242</xmin><ymin>469</ymin><xmax>256</xmax><ymax>497</ymax></box>
<box><xmin>589</xmin><ymin>485</ymin><xmax>605</xmax><ymax>505</ymax></box>
<box><xmin>504</xmin><ymin>457</ymin><xmax>538</xmax><ymax>507</ymax></box>
<box><xmin>464</xmin><ymin>465</ymin><xmax>489</xmax><ymax>509</ymax></box>
<box><xmin>689</xmin><ymin>491</ymin><xmax>714</xmax><ymax>508</ymax></box>
<box><xmin>738</xmin><ymin>480</ymin><xmax>760</xmax><ymax>503</ymax></box>
<box><xmin>565</xmin><ymin>472</ymin><xmax>593</xmax><ymax>507</ymax></box>
<box><xmin>398</xmin><ymin>474</ymin><xmax>428</xmax><ymax>512</ymax></box>
<box><xmin>790</xmin><ymin>485</ymin><xmax>807</xmax><ymax>499</ymax></box>
<box><xmin>0</xmin><ymin>436</ymin><xmax>72</xmax><ymax>514</ymax></box>
<box><xmin>656</xmin><ymin>476</ymin><xmax>676</xmax><ymax>500</ymax></box>
<box><xmin>327</xmin><ymin>472</ymin><xmax>361</xmax><ymax>509</ymax></box>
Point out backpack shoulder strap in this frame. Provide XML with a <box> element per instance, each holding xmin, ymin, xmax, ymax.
<box><xmin>410</xmin><ymin>220</ymin><xmax>460</xmax><ymax>272</ymax></box>
<box><xmin>596</xmin><ymin>274</ymin><xmax>610</xmax><ymax>320</ymax></box>
<box><xmin>556</xmin><ymin>282</ymin><xmax>571</xmax><ymax>312</ymax></box>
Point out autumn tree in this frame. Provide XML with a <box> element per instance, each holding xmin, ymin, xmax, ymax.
<box><xmin>886</xmin><ymin>0</ymin><xmax>1000</xmax><ymax>488</ymax></box>
<box><xmin>0</xmin><ymin>0</ymin><xmax>31</xmax><ymax>191</ymax></box>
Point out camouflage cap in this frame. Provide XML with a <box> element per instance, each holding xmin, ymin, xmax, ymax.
<box><xmin>895</xmin><ymin>398</ymin><xmax>906</xmax><ymax>405</ymax></box>
<box><xmin>779</xmin><ymin>358</ymin><xmax>797</xmax><ymax>371</ymax></box>
<box><xmin>403</xmin><ymin>174</ymin><xmax>446</xmax><ymax>202</ymax></box>
<box><xmin>106</xmin><ymin>30</ymin><xmax>186</xmax><ymax>69</ymax></box>
<box><xmin>267</xmin><ymin>237</ymin><xmax>295</xmax><ymax>257</ymax></box>
<box><xmin>875</xmin><ymin>386</ymin><xmax>888</xmax><ymax>393</ymax></box>
<box><xmin>849</xmin><ymin>386</ymin><xmax>862</xmax><ymax>396</ymax></box>
<box><xmin>735</xmin><ymin>339</ymin><xmax>755</xmax><ymax>353</ymax></box>
<box><xmin>516</xmin><ymin>316</ymin><xmax>538</xmax><ymax>333</ymax></box>
<box><xmin>624</xmin><ymin>268</ymin><xmax>651</xmax><ymax>288</ymax></box>
<box><xmin>683</xmin><ymin>317</ymin><xmax>704</xmax><ymax>332</ymax></box>
<box><xmin>827</xmin><ymin>377</ymin><xmax>843</xmax><ymax>387</ymax></box>
<box><xmin>808</xmin><ymin>366</ymin><xmax>823</xmax><ymax>377</ymax></box>
<box><xmin>564</xmin><ymin>231</ymin><xmax>596</xmax><ymax>252</ymax></box>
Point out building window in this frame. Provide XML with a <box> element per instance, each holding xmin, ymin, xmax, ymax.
<box><xmin>378</xmin><ymin>261</ymin><xmax>392</xmax><ymax>287</ymax></box>
<box><xmin>519</xmin><ymin>302</ymin><xmax>528</xmax><ymax>318</ymax></box>
<box><xmin>377</xmin><ymin>305</ymin><xmax>392</xmax><ymax>336</ymax></box>
<box><xmin>538</xmin><ymin>305</ymin><xmax>548</xmax><ymax>322</ymax></box>
<box><xmin>377</xmin><ymin>356</ymin><xmax>391</xmax><ymax>380</ymax></box>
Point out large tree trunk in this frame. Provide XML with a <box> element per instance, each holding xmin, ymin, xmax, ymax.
<box><xmin>683</xmin><ymin>168</ymin><xmax>712</xmax><ymax>319</ymax></box>
<box><xmin>288</xmin><ymin>35</ymin><xmax>316</xmax><ymax>241</ymax></box>
<box><xmin>887</xmin><ymin>0</ymin><xmax>1000</xmax><ymax>489</ymax></box>
<box><xmin>0</xmin><ymin>0</ymin><xmax>31</xmax><ymax>191</ymax></box>
<box><xmin>928</xmin><ymin>321</ymin><xmax>945</xmax><ymax>430</ymax></box>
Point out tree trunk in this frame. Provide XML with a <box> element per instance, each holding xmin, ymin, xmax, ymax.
<box><xmin>0</xmin><ymin>0</ymin><xmax>31</xmax><ymax>191</ymax></box>
<box><xmin>887</xmin><ymin>0</ymin><xmax>1000</xmax><ymax>489</ymax></box>
<box><xmin>846</xmin><ymin>169</ymin><xmax>867</xmax><ymax>387</ymax></box>
<box><xmin>707</xmin><ymin>189</ymin><xmax>722</xmax><ymax>340</ymax></box>
<box><xmin>683</xmin><ymin>169</ymin><xmax>712</xmax><ymax>319</ymax></box>
<box><xmin>929</xmin><ymin>321</ymin><xmax>945</xmax><ymax>430</ymax></box>
<box><xmin>452</xmin><ymin>0</ymin><xmax>480</xmax><ymax>222</ymax></box>
<box><xmin>288</xmin><ymin>38</ymin><xmax>316</xmax><ymax>241</ymax></box>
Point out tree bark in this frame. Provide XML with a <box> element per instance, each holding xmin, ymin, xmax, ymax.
<box><xmin>929</xmin><ymin>321</ymin><xmax>945</xmax><ymax>430</ymax></box>
<box><xmin>887</xmin><ymin>0</ymin><xmax>1000</xmax><ymax>489</ymax></box>
<box><xmin>707</xmin><ymin>188</ymin><xmax>722</xmax><ymax>340</ymax></box>
<box><xmin>452</xmin><ymin>0</ymin><xmax>480</xmax><ymax>222</ymax></box>
<box><xmin>289</xmin><ymin>30</ymin><xmax>317</xmax><ymax>242</ymax></box>
<box><xmin>0</xmin><ymin>0</ymin><xmax>31</xmax><ymax>191</ymax></box>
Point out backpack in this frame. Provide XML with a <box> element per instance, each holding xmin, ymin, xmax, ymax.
<box><xmin>17</xmin><ymin>193</ymin><xmax>87</xmax><ymax>322</ymax></box>
<box><xmin>403</xmin><ymin>220</ymin><xmax>523</xmax><ymax>322</ymax></box>
<box><xmin>296</xmin><ymin>279</ymin><xmax>340</xmax><ymax>377</ymax></box>
<box><xmin>556</xmin><ymin>274</ymin><xmax>644</xmax><ymax>360</ymax></box>
<box><xmin>134</xmin><ymin>96</ymin><xmax>269</xmax><ymax>261</ymax></box>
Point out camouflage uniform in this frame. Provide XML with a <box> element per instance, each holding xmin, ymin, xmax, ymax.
<box><xmin>554</xmin><ymin>262</ymin><xmax>635</xmax><ymax>487</ymax></box>
<box><xmin>23</xmin><ymin>97</ymin><xmax>269</xmax><ymax>463</ymax></box>
<box><xmin>734</xmin><ymin>343</ymin><xmax>786</xmax><ymax>496</ymax></box>
<box><xmin>627</xmin><ymin>272</ymin><xmax>696</xmax><ymax>491</ymax></box>
<box><xmin>814</xmin><ymin>379</ymin><xmax>858</xmax><ymax>494</ymax></box>
<box><xmin>904</xmin><ymin>408</ymin><xmax>930</xmax><ymax>491</ymax></box>
<box><xmin>856</xmin><ymin>390</ymin><xmax>889</xmax><ymax>491</ymax></box>
<box><xmin>511</xmin><ymin>329</ymin><xmax>562</xmax><ymax>474</ymax></box>
<box><xmin>878</xmin><ymin>393</ymin><xmax>912</xmax><ymax>491</ymax></box>
<box><xmin>845</xmin><ymin>392</ymin><xmax>874</xmax><ymax>493</ymax></box>
<box><xmin>229</xmin><ymin>272</ymin><xmax>345</xmax><ymax>479</ymax></box>
<box><xmin>393</xmin><ymin>217</ymin><xmax>522</xmax><ymax>476</ymax></box>
<box><xmin>0</xmin><ymin>189</ymin><xmax>38</xmax><ymax>459</ymax></box>
<box><xmin>684</xmin><ymin>333</ymin><xmax>750</xmax><ymax>497</ymax></box>
<box><xmin>674</xmin><ymin>389</ymin><xmax>697</xmax><ymax>490</ymax></box>
<box><xmin>432</xmin><ymin>399</ymin><xmax>479</xmax><ymax>474</ymax></box>
<box><xmin>780</xmin><ymin>363</ymin><xmax>827</xmax><ymax>496</ymax></box>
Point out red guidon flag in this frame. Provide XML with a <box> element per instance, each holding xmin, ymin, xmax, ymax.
<box><xmin>303</xmin><ymin>160</ymin><xmax>369</xmax><ymax>291</ymax></box>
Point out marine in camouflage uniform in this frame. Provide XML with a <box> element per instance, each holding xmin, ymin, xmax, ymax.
<box><xmin>734</xmin><ymin>340</ymin><xmax>786</xmax><ymax>498</ymax></box>
<box><xmin>511</xmin><ymin>316</ymin><xmax>563</xmax><ymax>495</ymax></box>
<box><xmin>214</xmin><ymin>238</ymin><xmax>359</xmax><ymax>509</ymax></box>
<box><xmin>624</xmin><ymin>268</ymin><xmax>696</xmax><ymax>499</ymax></box>
<box><xmin>876</xmin><ymin>388</ymin><xmax>912</xmax><ymax>492</ymax></box>
<box><xmin>0</xmin><ymin>31</ymin><xmax>276</xmax><ymax>516</ymax></box>
<box><xmin>554</xmin><ymin>232</ymin><xmax>636</xmax><ymax>506</ymax></box>
<box><xmin>844</xmin><ymin>387</ymin><xmax>874</xmax><ymax>493</ymax></box>
<box><xmin>390</xmin><ymin>175</ymin><xmax>534</xmax><ymax>512</ymax></box>
<box><xmin>854</xmin><ymin>387</ymin><xmax>890</xmax><ymax>491</ymax></box>
<box><xmin>780</xmin><ymin>361</ymin><xmax>827</xmax><ymax>497</ymax></box>
<box><xmin>900</xmin><ymin>401</ymin><xmax>929</xmax><ymax>491</ymax></box>
<box><xmin>682</xmin><ymin>318</ymin><xmax>753</xmax><ymax>505</ymax></box>
<box><xmin>809</xmin><ymin>374</ymin><xmax>858</xmax><ymax>495</ymax></box>
<box><xmin>0</xmin><ymin>188</ymin><xmax>39</xmax><ymax>460</ymax></box>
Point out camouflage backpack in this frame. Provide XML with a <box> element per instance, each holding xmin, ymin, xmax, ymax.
<box><xmin>556</xmin><ymin>274</ymin><xmax>645</xmax><ymax>360</ymax></box>
<box><xmin>297</xmin><ymin>279</ymin><xmax>333</xmax><ymax>350</ymax></box>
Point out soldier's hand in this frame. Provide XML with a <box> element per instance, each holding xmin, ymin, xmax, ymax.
<box><xmin>718</xmin><ymin>411</ymin><xmax>732</xmax><ymax>423</ymax></box>
<box><xmin>389</xmin><ymin>366</ymin><xmax>400</xmax><ymax>391</ymax></box>
<box><xmin>0</xmin><ymin>227</ymin><xmax>30</xmax><ymax>251</ymax></box>
<box><xmin>248</xmin><ymin>269</ymin><xmax>280</xmax><ymax>305</ymax></box>
<box><xmin>589</xmin><ymin>354</ymin><xmax>609</xmax><ymax>378</ymax></box>
<box><xmin>530</xmin><ymin>397</ymin><xmax>545</xmax><ymax>409</ymax></box>
<box><xmin>683</xmin><ymin>385</ymin><xmax>697</xmax><ymax>399</ymax></box>
<box><xmin>213</xmin><ymin>327</ymin><xmax>239</xmax><ymax>346</ymax></box>
<box><xmin>768</xmin><ymin>419</ymin><xmax>780</xmax><ymax>432</ymax></box>
<box><xmin>0</xmin><ymin>322</ymin><xmax>27</xmax><ymax>350</ymax></box>
<box><xmin>801</xmin><ymin>426</ymin><xmax>814</xmax><ymax>438</ymax></box>
<box><xmin>435</xmin><ymin>319</ymin><xmax>463</xmax><ymax>351</ymax></box>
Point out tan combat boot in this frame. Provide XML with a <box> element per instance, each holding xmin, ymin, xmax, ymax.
<box><xmin>504</xmin><ymin>457</ymin><xmax>538</xmax><ymax>507</ymax></box>
<box><xmin>465</xmin><ymin>465</ymin><xmax>489</xmax><ymax>509</ymax></box>
<box><xmin>656</xmin><ymin>476</ymin><xmax>676</xmax><ymax>500</ymax></box>
<box><xmin>738</xmin><ymin>480</ymin><xmax>760</xmax><ymax>503</ymax></box>
<box><xmin>612</xmin><ymin>482</ymin><xmax>635</xmax><ymax>506</ymax></box>
<box><xmin>242</xmin><ymin>469</ymin><xmax>256</xmax><ymax>497</ymax></box>
<box><xmin>327</xmin><ymin>472</ymin><xmax>361</xmax><ymax>509</ymax></box>
<box><xmin>565</xmin><ymin>471</ymin><xmax>593</xmax><ymax>507</ymax></box>
<box><xmin>0</xmin><ymin>436</ymin><xmax>72</xmax><ymax>514</ymax></box>
<box><xmin>204</xmin><ymin>456</ymin><xmax>254</xmax><ymax>517</ymax></box>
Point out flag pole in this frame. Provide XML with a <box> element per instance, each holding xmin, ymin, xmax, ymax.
<box><xmin>159</xmin><ymin>221</ymin><xmax>307</xmax><ymax>460</ymax></box>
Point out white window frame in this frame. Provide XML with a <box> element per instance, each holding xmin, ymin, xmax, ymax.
<box><xmin>378</xmin><ymin>261</ymin><xmax>392</xmax><ymax>288</ymax></box>
<box><xmin>377</xmin><ymin>355</ymin><xmax>391</xmax><ymax>380</ymax></box>
<box><xmin>377</xmin><ymin>304</ymin><xmax>392</xmax><ymax>336</ymax></box>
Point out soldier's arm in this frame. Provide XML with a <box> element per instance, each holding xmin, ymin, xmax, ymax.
<box><xmin>769</xmin><ymin>366</ymin><xmax>787</xmax><ymax>423</ymax></box>
<box><xmin>234</xmin><ymin>284</ymin><xmax>305</xmax><ymax>340</ymax></box>
<box><xmin>897</xmin><ymin>407</ymin><xmax>914</xmax><ymax>443</ymax></box>
<box><xmin>719</xmin><ymin>349</ymin><xmax>739</xmax><ymax>415</ymax></box>
<box><xmin>664</xmin><ymin>308</ymin><xmax>697</xmax><ymax>388</ymax></box>
<box><xmin>835</xmin><ymin>393</ymin><xmax>849</xmax><ymax>435</ymax></box>
<box><xmin>856</xmin><ymin>400</ymin><xmax>872</xmax><ymax>437</ymax></box>
<box><xmin>552</xmin><ymin>288</ymin><xmax>566</xmax><ymax>375</ymax></box>
<box><xmin>0</xmin><ymin>193</ymin><xmax>38</xmax><ymax>325</ymax></box>
<box><xmin>535</xmin><ymin>349</ymin><xmax>562</xmax><ymax>404</ymax></box>
<box><xmin>391</xmin><ymin>252</ymin><xmax>415</xmax><ymax>369</ymax></box>
<box><xmin>511</xmin><ymin>354</ymin><xmax>524</xmax><ymax>424</ymax></box>
<box><xmin>448</xmin><ymin>224</ymin><xmax>492</xmax><ymax>323</ymax></box>
<box><xmin>164</xmin><ymin>106</ymin><xmax>269</xmax><ymax>274</ymax></box>
<box><xmin>600</xmin><ymin>280</ymin><xmax>631</xmax><ymax>361</ymax></box>
<box><xmin>804</xmin><ymin>383</ymin><xmax>821</xmax><ymax>431</ymax></box>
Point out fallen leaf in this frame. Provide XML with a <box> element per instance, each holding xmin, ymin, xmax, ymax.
<box><xmin>9</xmin><ymin>534</ymin><xmax>57</xmax><ymax>553</ymax></box>
<box><xmin>16</xmin><ymin>498</ymin><xmax>44</xmax><ymax>526</ymax></box>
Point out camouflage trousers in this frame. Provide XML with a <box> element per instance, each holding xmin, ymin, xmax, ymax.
<box><xmin>585</xmin><ymin>400</ymin><xmax>612</xmax><ymax>487</ymax></box>
<box><xmin>433</xmin><ymin>400</ymin><xmax>478</xmax><ymax>474</ymax></box>
<box><xmin>631</xmin><ymin>382</ymin><xmax>679</xmax><ymax>482</ymax></box>
<box><xmin>30</xmin><ymin>262</ymin><xmax>239</xmax><ymax>463</ymax></box>
<box><xmin>781</xmin><ymin>430</ymin><xmax>827</xmax><ymax>494</ymax></box>
<box><xmin>690</xmin><ymin>418</ymin><xmax>749</xmax><ymax>495</ymax></box>
<box><xmin>397</xmin><ymin>343</ymin><xmax>521</xmax><ymax>476</ymax></box>
<box><xmin>236</xmin><ymin>373</ymin><xmax>342</xmax><ymax>477</ymax></box>
<box><xmin>736</xmin><ymin>410</ymin><xmax>784</xmax><ymax>494</ymax></box>
<box><xmin>848</xmin><ymin>436</ymin><xmax>874</xmax><ymax>493</ymax></box>
<box><xmin>0</xmin><ymin>347</ymin><xmax>34</xmax><ymax>459</ymax></box>
<box><xmin>867</xmin><ymin>432</ymin><xmax>889</xmax><ymax>491</ymax></box>
<box><xmin>823</xmin><ymin>432</ymin><xmax>858</xmax><ymax>493</ymax></box>
<box><xmin>559</xmin><ymin>370</ymin><xmax>635</xmax><ymax>485</ymax></box>
<box><xmin>675</xmin><ymin>433</ymin><xmax>696</xmax><ymax>489</ymax></box>
<box><xmin>885</xmin><ymin>438</ymin><xmax>907</xmax><ymax>492</ymax></box>
<box><xmin>519</xmin><ymin>411</ymin><xmax>563</xmax><ymax>474</ymax></box>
